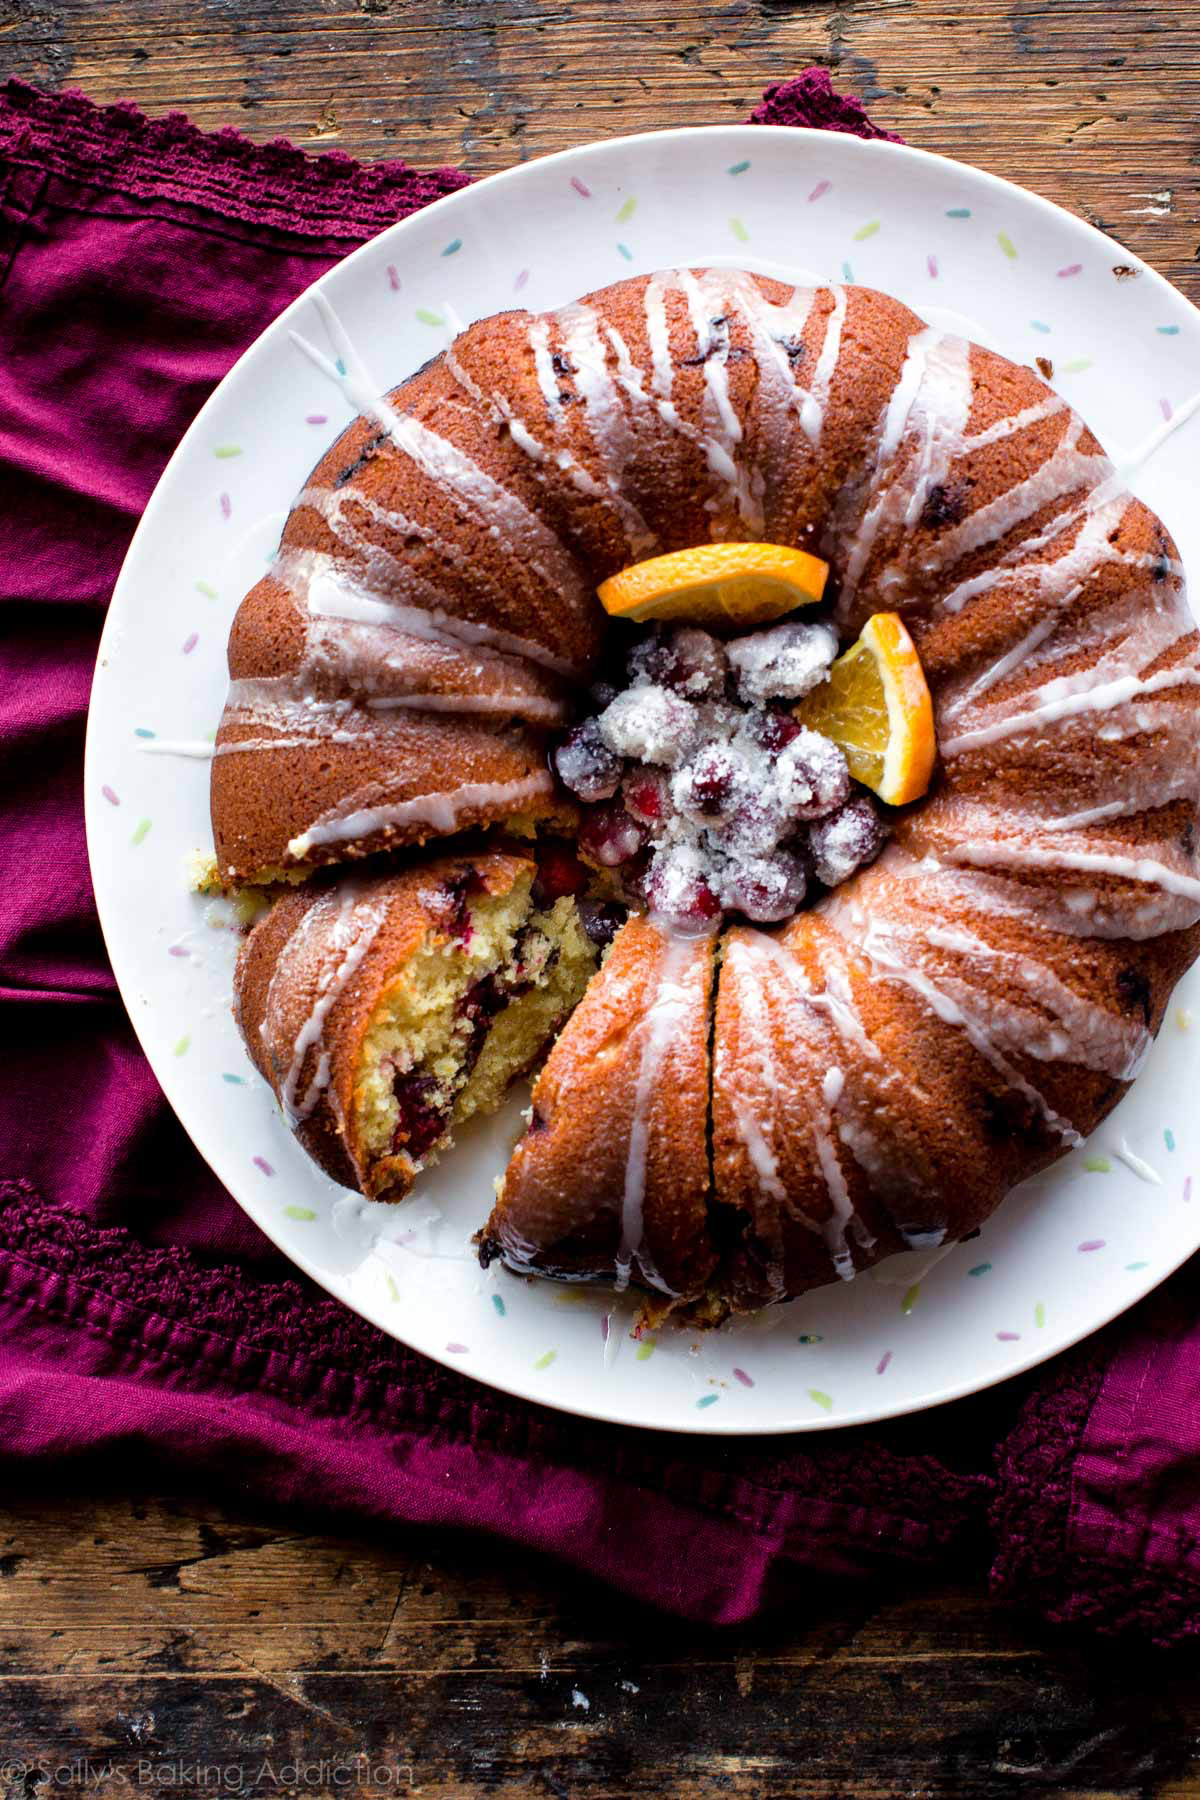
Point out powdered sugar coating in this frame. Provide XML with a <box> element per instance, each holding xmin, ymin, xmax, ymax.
<box><xmin>809</xmin><ymin>796</ymin><xmax>889</xmax><ymax>887</ymax></box>
<box><xmin>726</xmin><ymin>620</ymin><xmax>839</xmax><ymax>703</ymax></box>
<box><xmin>555</xmin><ymin>623</ymin><xmax>888</xmax><ymax>933</ymax></box>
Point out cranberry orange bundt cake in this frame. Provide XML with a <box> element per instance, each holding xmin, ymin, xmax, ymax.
<box><xmin>234</xmin><ymin>853</ymin><xmax>597</xmax><ymax>1200</ymax></box>
<box><xmin>218</xmin><ymin>267</ymin><xmax>1200</xmax><ymax>1319</ymax></box>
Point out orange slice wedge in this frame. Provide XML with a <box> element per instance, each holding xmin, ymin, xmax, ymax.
<box><xmin>597</xmin><ymin>542</ymin><xmax>829</xmax><ymax>628</ymax></box>
<box><xmin>793</xmin><ymin>611</ymin><xmax>936</xmax><ymax>805</ymax></box>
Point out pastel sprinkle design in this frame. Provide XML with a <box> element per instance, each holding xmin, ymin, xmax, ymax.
<box><xmin>616</xmin><ymin>195</ymin><xmax>637</xmax><ymax>222</ymax></box>
<box><xmin>222</xmin><ymin>1073</ymin><xmax>246</xmax><ymax>1085</ymax></box>
<box><xmin>334</xmin><ymin>358</ymin><xmax>346</xmax><ymax>376</ymax></box>
<box><xmin>181</xmin><ymin>632</ymin><xmax>198</xmax><ymax>656</ymax></box>
<box><xmin>1057</xmin><ymin>263</ymin><xmax>1083</xmax><ymax>279</ymax></box>
<box><xmin>997</xmin><ymin>1331</ymin><xmax>1020</xmax><ymax>1342</ymax></box>
<box><xmin>900</xmin><ymin>1283</ymin><xmax>920</xmax><ymax>1315</ymax></box>
<box><xmin>219</xmin><ymin>493</ymin><xmax>231</xmax><ymax>520</ymax></box>
<box><xmin>416</xmin><ymin>308</ymin><xmax>444</xmax><ymax>327</ymax></box>
<box><xmin>968</xmin><ymin>1263</ymin><xmax>992</xmax><ymax>1278</ymax></box>
<box><xmin>728</xmin><ymin>160</ymin><xmax>751</xmax><ymax>177</ymax></box>
<box><xmin>101</xmin><ymin>785</ymin><xmax>120</xmax><ymax>807</ymax></box>
<box><xmin>195</xmin><ymin>579</ymin><xmax>218</xmax><ymax>599</ymax></box>
<box><xmin>729</xmin><ymin>217</ymin><xmax>749</xmax><ymax>244</ymax></box>
<box><xmin>946</xmin><ymin>206</ymin><xmax>971</xmax><ymax>218</ymax></box>
<box><xmin>514</xmin><ymin>268</ymin><xmax>530</xmax><ymax>291</ymax></box>
<box><xmin>797</xmin><ymin>1333</ymin><xmax>824</xmax><ymax>1345</ymax></box>
<box><xmin>1034</xmin><ymin>1301</ymin><xmax>1046</xmax><ymax>1329</ymax></box>
<box><xmin>131</xmin><ymin>817</ymin><xmax>152</xmax><ymax>846</ymax></box>
<box><xmin>1078</xmin><ymin>1239</ymin><xmax>1106</xmax><ymax>1253</ymax></box>
<box><xmin>808</xmin><ymin>1388</ymin><xmax>833</xmax><ymax>1413</ymax></box>
<box><xmin>134</xmin><ymin>727</ymin><xmax>155</xmax><ymax>739</ymax></box>
<box><xmin>876</xmin><ymin>1351</ymin><xmax>893</xmax><ymax>1375</ymax></box>
<box><xmin>446</xmin><ymin>1342</ymin><xmax>469</xmax><ymax>1355</ymax></box>
<box><xmin>732</xmin><ymin>1367</ymin><xmax>754</xmax><ymax>1388</ymax></box>
<box><xmin>172</xmin><ymin>1034</ymin><xmax>190</xmax><ymax>1057</ymax></box>
<box><xmin>533</xmin><ymin>1349</ymin><xmax>557</xmax><ymax>1370</ymax></box>
<box><xmin>570</xmin><ymin>177</ymin><xmax>592</xmax><ymax>199</ymax></box>
<box><xmin>441</xmin><ymin>238</ymin><xmax>462</xmax><ymax>257</ymax></box>
<box><xmin>386</xmin><ymin>265</ymin><xmax>401</xmax><ymax>291</ymax></box>
<box><xmin>927</xmin><ymin>254</ymin><xmax>939</xmax><ymax>279</ymax></box>
<box><xmin>1157</xmin><ymin>325</ymin><xmax>1181</xmax><ymax>336</ymax></box>
<box><xmin>168</xmin><ymin>944</ymin><xmax>189</xmax><ymax>959</ymax></box>
<box><xmin>997</xmin><ymin>231</ymin><xmax>1018</xmax><ymax>260</ymax></box>
<box><xmin>1185</xmin><ymin>1176</ymin><xmax>1193</xmax><ymax>1204</ymax></box>
<box><xmin>1083</xmin><ymin>1154</ymin><xmax>1111</xmax><ymax>1173</ymax></box>
<box><xmin>284</xmin><ymin>1204</ymin><xmax>317</xmax><ymax>1222</ymax></box>
<box><xmin>808</xmin><ymin>179</ymin><xmax>831</xmax><ymax>203</ymax></box>
<box><xmin>617</xmin><ymin>243</ymin><xmax>633</xmax><ymax>262</ymax></box>
<box><xmin>252</xmin><ymin>1156</ymin><xmax>274</xmax><ymax>1177</ymax></box>
<box><xmin>842</xmin><ymin>260</ymin><xmax>854</xmax><ymax>283</ymax></box>
<box><xmin>1060</xmin><ymin>357</ymin><xmax>1093</xmax><ymax>374</ymax></box>
<box><xmin>213</xmin><ymin>445</ymin><xmax>242</xmax><ymax>460</ymax></box>
<box><xmin>491</xmin><ymin>1293</ymin><xmax>506</xmax><ymax>1318</ymax></box>
<box><xmin>853</xmin><ymin>219</ymin><xmax>881</xmax><ymax>242</ymax></box>
<box><xmin>1160</xmin><ymin>398</ymin><xmax>1174</xmax><ymax>422</ymax></box>
<box><xmin>635</xmin><ymin>1337</ymin><xmax>657</xmax><ymax>1362</ymax></box>
<box><xmin>1176</xmin><ymin>1008</ymin><xmax>1193</xmax><ymax>1031</ymax></box>
<box><xmin>1031</xmin><ymin>320</ymin><xmax>1051</xmax><ymax>334</ymax></box>
<box><xmin>696</xmin><ymin>1393</ymin><xmax>719</xmax><ymax>1410</ymax></box>
<box><xmin>386</xmin><ymin>1274</ymin><xmax>400</xmax><ymax>1302</ymax></box>
<box><xmin>305</xmin><ymin>414</ymin><xmax>328</xmax><ymax>426</ymax></box>
<box><xmin>1127</xmin><ymin>1260</ymin><xmax>1149</xmax><ymax>1271</ymax></box>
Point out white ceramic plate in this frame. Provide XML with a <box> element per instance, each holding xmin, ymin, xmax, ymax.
<box><xmin>86</xmin><ymin>124</ymin><xmax>1200</xmax><ymax>1434</ymax></box>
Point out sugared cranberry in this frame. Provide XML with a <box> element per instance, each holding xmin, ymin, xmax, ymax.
<box><xmin>577</xmin><ymin>800</ymin><xmax>649</xmax><ymax>867</ymax></box>
<box><xmin>553</xmin><ymin>717</ymin><xmax>623</xmax><ymax>802</ymax></box>
<box><xmin>672</xmin><ymin>742</ymin><xmax>740</xmax><ymax>820</ymax></box>
<box><xmin>597</xmin><ymin>684</ymin><xmax>698</xmax><ymax>766</ymax></box>
<box><xmin>727</xmin><ymin>620</ymin><xmax>838</xmax><ymax>704</ymax></box>
<box><xmin>533</xmin><ymin>842</ymin><xmax>589</xmax><ymax>904</ymax></box>
<box><xmin>718</xmin><ymin>850</ymin><xmax>807</xmax><ymax>923</ymax></box>
<box><xmin>391</xmin><ymin>1073</ymin><xmax>445</xmax><ymax>1160</ymax></box>
<box><xmin>630</xmin><ymin>626</ymin><xmax>728</xmax><ymax>700</ymax></box>
<box><xmin>745</xmin><ymin>707</ymin><xmax>804</xmax><ymax>754</ymax></box>
<box><xmin>807</xmin><ymin>796</ymin><xmax>888</xmax><ymax>888</ymax></box>
<box><xmin>623</xmin><ymin>770</ymin><xmax>669</xmax><ymax>823</ymax></box>
<box><xmin>777</xmin><ymin>729</ymin><xmax>850</xmax><ymax>821</ymax></box>
<box><xmin>643</xmin><ymin>847</ymin><xmax>721</xmax><ymax>935</ymax></box>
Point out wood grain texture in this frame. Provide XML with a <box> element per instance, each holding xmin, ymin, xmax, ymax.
<box><xmin>0</xmin><ymin>1489</ymin><xmax>1199</xmax><ymax>1797</ymax></box>
<box><xmin>5</xmin><ymin>0</ymin><xmax>1200</xmax><ymax>295</ymax></box>
<box><xmin>4</xmin><ymin>2</ymin><xmax>1200</xmax><ymax>1790</ymax></box>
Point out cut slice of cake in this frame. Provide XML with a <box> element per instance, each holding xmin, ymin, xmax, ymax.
<box><xmin>234</xmin><ymin>852</ymin><xmax>598</xmax><ymax>1201</ymax></box>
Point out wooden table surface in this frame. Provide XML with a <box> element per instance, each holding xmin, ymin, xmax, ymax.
<box><xmin>6</xmin><ymin>1</ymin><xmax>1200</xmax><ymax>1793</ymax></box>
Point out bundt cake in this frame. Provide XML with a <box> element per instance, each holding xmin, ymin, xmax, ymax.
<box><xmin>218</xmin><ymin>266</ymin><xmax>1200</xmax><ymax>1320</ymax></box>
<box><xmin>234</xmin><ymin>852</ymin><xmax>597</xmax><ymax>1200</ymax></box>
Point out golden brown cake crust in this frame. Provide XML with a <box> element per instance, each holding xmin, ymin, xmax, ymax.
<box><xmin>215</xmin><ymin>268</ymin><xmax>1200</xmax><ymax>1313</ymax></box>
<box><xmin>483</xmin><ymin>916</ymin><xmax>716</xmax><ymax>1303</ymax></box>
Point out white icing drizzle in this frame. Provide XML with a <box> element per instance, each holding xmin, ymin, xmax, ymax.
<box><xmin>616</xmin><ymin>934</ymin><xmax>697</xmax><ymax>1293</ymax></box>
<box><xmin>291</xmin><ymin>293</ymin><xmax>589</xmax><ymax>608</ymax></box>
<box><xmin>287</xmin><ymin>771</ymin><xmax>554</xmax><ymax>859</ymax></box>
<box><xmin>730</xmin><ymin>931</ymin><xmax>878</xmax><ymax>1275</ymax></box>
<box><xmin>837</xmin><ymin>328</ymin><xmax>974</xmax><ymax>611</ymax></box>
<box><xmin>265</xmin><ymin>884</ymin><xmax>389</xmax><ymax>1124</ymax></box>
<box><xmin>848</xmin><ymin>908</ymin><xmax>1082</xmax><ymax>1145</ymax></box>
<box><xmin>947</xmin><ymin>839</ymin><xmax>1200</xmax><ymax>906</ymax></box>
<box><xmin>799</xmin><ymin>285</ymin><xmax>847</xmax><ymax>446</ymax></box>
<box><xmin>941</xmin><ymin>664</ymin><xmax>1200</xmax><ymax>757</ymax></box>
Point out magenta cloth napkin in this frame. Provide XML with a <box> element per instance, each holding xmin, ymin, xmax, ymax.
<box><xmin>3</xmin><ymin>69</ymin><xmax>1200</xmax><ymax>1640</ymax></box>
